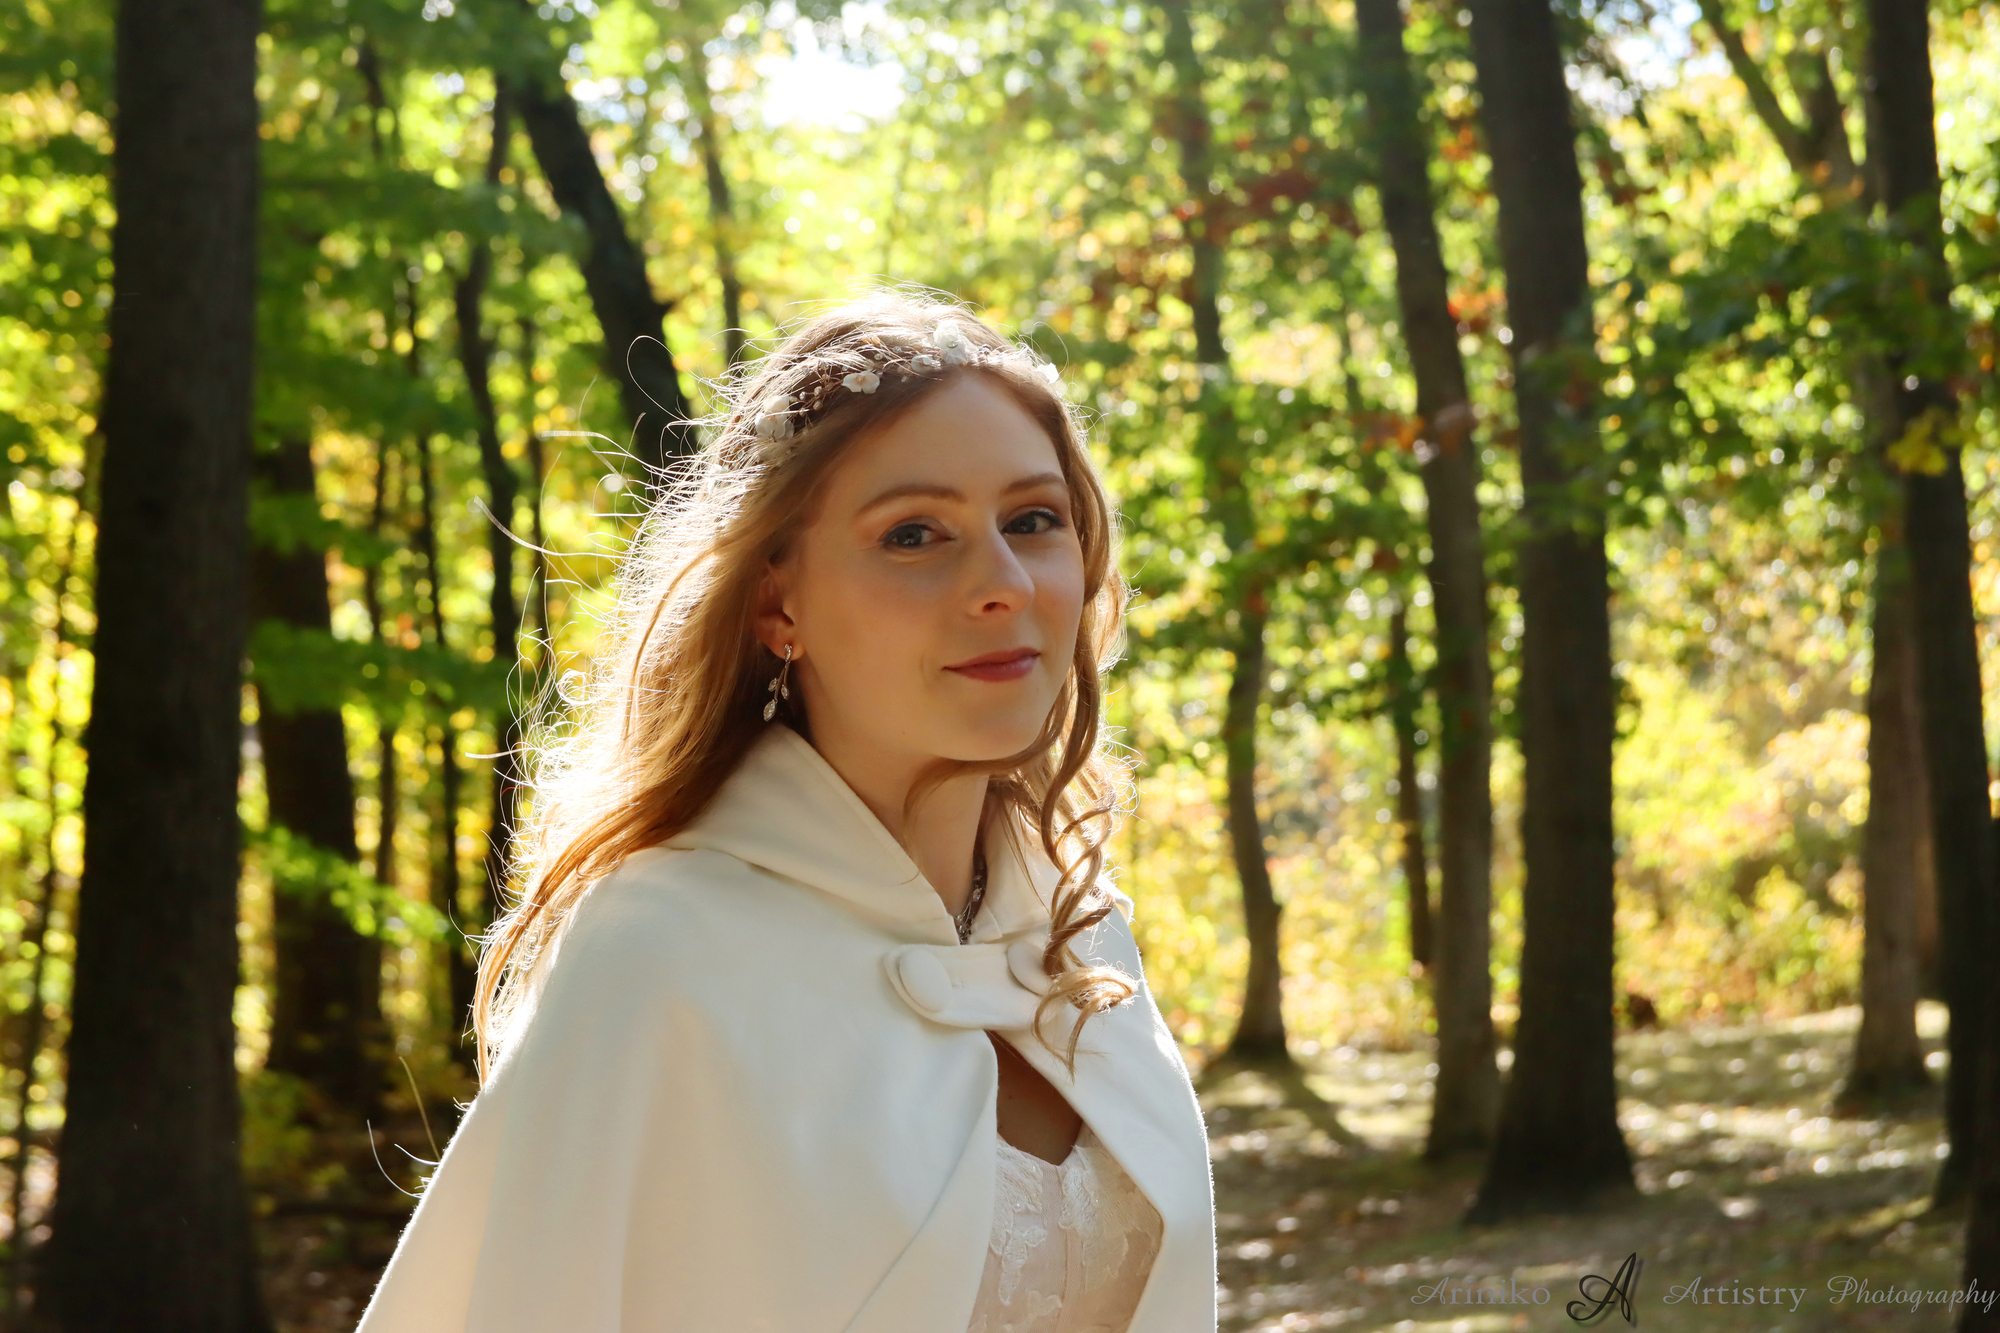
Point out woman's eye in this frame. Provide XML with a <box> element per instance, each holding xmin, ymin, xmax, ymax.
<box><xmin>1005</xmin><ymin>507</ymin><xmax>1065</xmax><ymax>536</ymax></box>
<box><xmin>882</xmin><ymin>509</ymin><xmax>1062</xmax><ymax>549</ymax></box>
<box><xmin>882</xmin><ymin>521</ymin><xmax>936</xmax><ymax>550</ymax></box>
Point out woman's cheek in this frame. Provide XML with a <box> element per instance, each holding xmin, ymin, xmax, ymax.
<box><xmin>860</xmin><ymin>554</ymin><xmax>956</xmax><ymax>609</ymax></box>
<box><xmin>1031</xmin><ymin>551</ymin><xmax>1087</xmax><ymax>621</ymax></box>
<box><xmin>840</xmin><ymin>575</ymin><xmax>945</xmax><ymax>690</ymax></box>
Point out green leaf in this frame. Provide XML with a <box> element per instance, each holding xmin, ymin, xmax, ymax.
<box><xmin>247</xmin><ymin>823</ymin><xmax>452</xmax><ymax>944</ymax></box>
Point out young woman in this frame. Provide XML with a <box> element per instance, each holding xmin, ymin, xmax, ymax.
<box><xmin>356</xmin><ymin>295</ymin><xmax>1217</xmax><ymax>1333</ymax></box>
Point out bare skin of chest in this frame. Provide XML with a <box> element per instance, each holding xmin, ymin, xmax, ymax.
<box><xmin>987</xmin><ymin>1030</ymin><xmax>1084</xmax><ymax>1165</ymax></box>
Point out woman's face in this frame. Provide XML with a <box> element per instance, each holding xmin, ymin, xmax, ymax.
<box><xmin>762</xmin><ymin>373</ymin><xmax>1087</xmax><ymax>769</ymax></box>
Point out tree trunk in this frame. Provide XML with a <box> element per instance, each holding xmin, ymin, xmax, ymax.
<box><xmin>1387</xmin><ymin>604</ymin><xmax>1433</xmax><ymax>973</ymax></box>
<box><xmin>1693</xmin><ymin>0</ymin><xmax>1944</xmax><ymax>1129</ymax></box>
<box><xmin>453</xmin><ymin>93</ymin><xmax>525</xmax><ymax>1036</ymax></box>
<box><xmin>365</xmin><ymin>441</ymin><xmax>400</xmax><ymax>894</ymax></box>
<box><xmin>687</xmin><ymin>60</ymin><xmax>746</xmax><ymax>367</ymax></box>
<box><xmin>1970</xmin><ymin>814</ymin><xmax>2000</xmax><ymax>1333</ymax></box>
<box><xmin>696</xmin><ymin>118</ymin><xmax>744</xmax><ymax>367</ymax></box>
<box><xmin>1854</xmin><ymin>355</ymin><xmax>1943</xmax><ymax>1063</ymax></box>
<box><xmin>10</xmin><ymin>504</ymin><xmax>80</xmax><ymax>1309</ymax></box>
<box><xmin>1844</xmin><ymin>533</ymin><xmax>1933</xmax><ymax>1103</ymax></box>
<box><xmin>1695</xmin><ymin>0</ymin><xmax>1865</xmax><ymax>203</ymax></box>
<box><xmin>1861</xmin><ymin>0</ymin><xmax>1994</xmax><ymax>1218</ymax></box>
<box><xmin>252</xmin><ymin>437</ymin><xmax>385</xmax><ymax>1119</ymax></box>
<box><xmin>1354</xmin><ymin>0</ymin><xmax>1500</xmax><ymax>1160</ymax></box>
<box><xmin>1463</xmin><ymin>0</ymin><xmax>1634</xmax><ymax>1220</ymax></box>
<box><xmin>1157</xmin><ymin>0</ymin><xmax>1288</xmax><ymax>1062</ymax></box>
<box><xmin>1223</xmin><ymin>592</ymin><xmax>1285</xmax><ymax>1059</ymax></box>
<box><xmin>40</xmin><ymin>0</ymin><xmax>269</xmax><ymax>1324</ymax></box>
<box><xmin>518</xmin><ymin>313</ymin><xmax>552</xmax><ymax>660</ymax></box>
<box><xmin>1916</xmin><ymin>803</ymin><xmax>1941</xmax><ymax>998</ymax></box>
<box><xmin>438</xmin><ymin>713</ymin><xmax>466</xmax><ymax>1046</ymax></box>
<box><xmin>355</xmin><ymin>60</ymin><xmax>404</xmax><ymax>928</ymax></box>
<box><xmin>412</xmin><ymin>432</ymin><xmax>471</xmax><ymax>1054</ymax></box>
<box><xmin>507</xmin><ymin>69</ymin><xmax>695</xmax><ymax>475</ymax></box>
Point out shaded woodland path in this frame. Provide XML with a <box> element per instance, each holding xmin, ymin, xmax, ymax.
<box><xmin>256</xmin><ymin>1005</ymin><xmax>1963</xmax><ymax>1331</ymax></box>
<box><xmin>1207</xmin><ymin>1004</ymin><xmax>1961</xmax><ymax>1332</ymax></box>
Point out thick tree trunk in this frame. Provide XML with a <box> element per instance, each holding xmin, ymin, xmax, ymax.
<box><xmin>40</xmin><ymin>0</ymin><xmax>269</xmax><ymax>1324</ymax></box>
<box><xmin>1387</xmin><ymin>604</ymin><xmax>1433</xmax><ymax>973</ymax></box>
<box><xmin>252</xmin><ymin>438</ymin><xmax>385</xmax><ymax>1118</ymax></box>
<box><xmin>1158</xmin><ymin>0</ymin><xmax>1288</xmax><ymax>1062</ymax></box>
<box><xmin>507</xmin><ymin>70</ymin><xmax>694</xmax><ymax>475</ymax></box>
<box><xmin>1861</xmin><ymin>0</ymin><xmax>1994</xmax><ymax>1220</ymax></box>
<box><xmin>1904</xmin><ymin>361</ymin><xmax>1992</xmax><ymax>1210</ymax></box>
<box><xmin>1845</xmin><ymin>535</ymin><xmax>1933</xmax><ymax>1103</ymax></box>
<box><xmin>1463</xmin><ymin>0</ymin><xmax>1634</xmax><ymax>1220</ymax></box>
<box><xmin>1916</xmin><ymin>806</ymin><xmax>1941</xmax><ymax>998</ymax></box>
<box><xmin>1971</xmin><ymin>814</ymin><xmax>2000</xmax><ymax>1333</ymax></box>
<box><xmin>1354</xmin><ymin>0</ymin><xmax>1500</xmax><ymax>1160</ymax></box>
<box><xmin>1854</xmin><ymin>359</ymin><xmax>1943</xmax><ymax>1059</ymax></box>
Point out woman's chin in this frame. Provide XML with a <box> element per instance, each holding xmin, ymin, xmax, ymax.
<box><xmin>939</xmin><ymin>711</ymin><xmax>1057</xmax><ymax>765</ymax></box>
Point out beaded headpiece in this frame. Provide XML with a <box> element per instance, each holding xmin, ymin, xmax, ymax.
<box><xmin>734</xmin><ymin>318</ymin><xmax>1062</xmax><ymax>464</ymax></box>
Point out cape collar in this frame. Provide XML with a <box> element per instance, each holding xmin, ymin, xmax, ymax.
<box><xmin>662</xmin><ymin>723</ymin><xmax>1056</xmax><ymax>947</ymax></box>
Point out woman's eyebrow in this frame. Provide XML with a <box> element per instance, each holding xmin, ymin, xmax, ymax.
<box><xmin>855</xmin><ymin>471</ymin><xmax>1068</xmax><ymax>516</ymax></box>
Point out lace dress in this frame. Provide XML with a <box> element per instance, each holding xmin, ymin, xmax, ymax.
<box><xmin>966</xmin><ymin>1124</ymin><xmax>1164</xmax><ymax>1333</ymax></box>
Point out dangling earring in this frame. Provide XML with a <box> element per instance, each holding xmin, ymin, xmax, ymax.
<box><xmin>763</xmin><ymin>643</ymin><xmax>793</xmax><ymax>721</ymax></box>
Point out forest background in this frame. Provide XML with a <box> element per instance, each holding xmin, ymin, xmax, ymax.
<box><xmin>3</xmin><ymin>0</ymin><xmax>2000</xmax><ymax>1327</ymax></box>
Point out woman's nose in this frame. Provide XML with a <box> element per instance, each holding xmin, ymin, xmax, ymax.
<box><xmin>965</xmin><ymin>525</ymin><xmax>1035</xmax><ymax>613</ymax></box>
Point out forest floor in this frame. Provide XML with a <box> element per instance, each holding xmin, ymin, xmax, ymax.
<box><xmin>257</xmin><ymin>1002</ymin><xmax>1968</xmax><ymax>1332</ymax></box>
<box><xmin>1205</xmin><ymin>1002</ymin><xmax>1965</xmax><ymax>1333</ymax></box>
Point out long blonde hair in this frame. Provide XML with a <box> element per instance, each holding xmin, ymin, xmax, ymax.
<box><xmin>472</xmin><ymin>294</ymin><xmax>1137</xmax><ymax>1081</ymax></box>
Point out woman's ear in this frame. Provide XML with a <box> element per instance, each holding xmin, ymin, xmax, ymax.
<box><xmin>750</xmin><ymin>561</ymin><xmax>799</xmax><ymax>659</ymax></box>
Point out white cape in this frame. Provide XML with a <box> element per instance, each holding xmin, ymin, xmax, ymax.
<box><xmin>357</xmin><ymin>723</ymin><xmax>1217</xmax><ymax>1332</ymax></box>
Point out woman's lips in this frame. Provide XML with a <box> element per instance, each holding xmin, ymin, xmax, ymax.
<box><xmin>945</xmin><ymin>649</ymin><xmax>1040</xmax><ymax>682</ymax></box>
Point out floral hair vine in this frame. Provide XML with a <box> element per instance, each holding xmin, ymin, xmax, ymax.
<box><xmin>746</xmin><ymin>319</ymin><xmax>1062</xmax><ymax>452</ymax></box>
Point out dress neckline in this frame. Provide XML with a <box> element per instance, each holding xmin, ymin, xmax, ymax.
<box><xmin>997</xmin><ymin>1121</ymin><xmax>1094</xmax><ymax>1172</ymax></box>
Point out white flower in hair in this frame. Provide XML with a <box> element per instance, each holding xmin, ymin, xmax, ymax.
<box><xmin>842</xmin><ymin>369</ymin><xmax>881</xmax><ymax>394</ymax></box>
<box><xmin>931</xmin><ymin>320</ymin><xmax>972</xmax><ymax>365</ymax></box>
<box><xmin>1035</xmin><ymin>361</ymin><xmax>1061</xmax><ymax>384</ymax></box>
<box><xmin>752</xmin><ymin>394</ymin><xmax>794</xmax><ymax>441</ymax></box>
<box><xmin>909</xmin><ymin>352</ymin><xmax>942</xmax><ymax>373</ymax></box>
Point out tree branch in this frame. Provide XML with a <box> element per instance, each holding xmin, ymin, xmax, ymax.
<box><xmin>1694</xmin><ymin>0</ymin><xmax>1814</xmax><ymax>175</ymax></box>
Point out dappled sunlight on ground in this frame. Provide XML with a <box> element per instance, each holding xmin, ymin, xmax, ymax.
<box><xmin>1203</xmin><ymin>1002</ymin><xmax>1964</xmax><ymax>1332</ymax></box>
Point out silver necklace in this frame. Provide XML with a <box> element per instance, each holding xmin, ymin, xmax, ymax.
<box><xmin>954</xmin><ymin>844</ymin><xmax>988</xmax><ymax>945</ymax></box>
